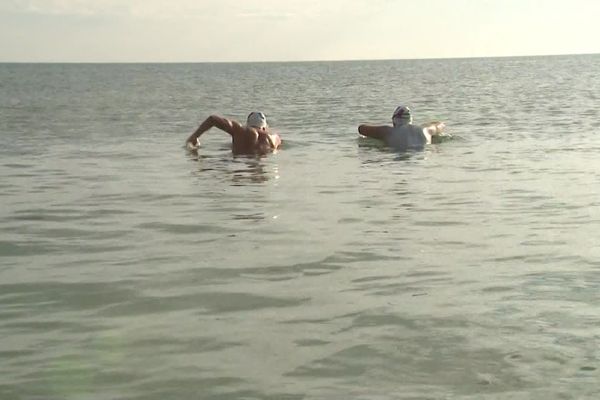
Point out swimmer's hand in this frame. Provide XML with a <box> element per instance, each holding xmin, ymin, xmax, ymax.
<box><xmin>433</xmin><ymin>122</ymin><xmax>446</xmax><ymax>135</ymax></box>
<box><xmin>422</xmin><ymin>121</ymin><xmax>446</xmax><ymax>136</ymax></box>
<box><xmin>185</xmin><ymin>138</ymin><xmax>200</xmax><ymax>150</ymax></box>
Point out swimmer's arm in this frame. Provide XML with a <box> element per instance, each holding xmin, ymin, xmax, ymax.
<box><xmin>271</xmin><ymin>134</ymin><xmax>282</xmax><ymax>149</ymax></box>
<box><xmin>185</xmin><ymin>115</ymin><xmax>244</xmax><ymax>147</ymax></box>
<box><xmin>421</xmin><ymin>121</ymin><xmax>446</xmax><ymax>136</ymax></box>
<box><xmin>265</xmin><ymin>132</ymin><xmax>282</xmax><ymax>149</ymax></box>
<box><xmin>358</xmin><ymin>125</ymin><xmax>392</xmax><ymax>141</ymax></box>
<box><xmin>256</xmin><ymin>131</ymin><xmax>282</xmax><ymax>149</ymax></box>
<box><xmin>256</xmin><ymin>131</ymin><xmax>272</xmax><ymax>147</ymax></box>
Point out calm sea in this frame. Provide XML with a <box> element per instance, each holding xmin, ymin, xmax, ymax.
<box><xmin>1</xmin><ymin>55</ymin><xmax>600</xmax><ymax>399</ymax></box>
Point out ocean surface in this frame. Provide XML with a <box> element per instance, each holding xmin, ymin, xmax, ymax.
<box><xmin>1</xmin><ymin>55</ymin><xmax>600</xmax><ymax>399</ymax></box>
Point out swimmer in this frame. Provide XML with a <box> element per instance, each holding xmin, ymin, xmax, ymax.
<box><xmin>358</xmin><ymin>105</ymin><xmax>446</xmax><ymax>150</ymax></box>
<box><xmin>185</xmin><ymin>112</ymin><xmax>282</xmax><ymax>155</ymax></box>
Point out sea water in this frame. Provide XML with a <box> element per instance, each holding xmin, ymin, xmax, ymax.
<box><xmin>1</xmin><ymin>55</ymin><xmax>600</xmax><ymax>399</ymax></box>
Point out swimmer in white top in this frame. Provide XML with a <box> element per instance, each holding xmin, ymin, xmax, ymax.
<box><xmin>358</xmin><ymin>105</ymin><xmax>446</xmax><ymax>150</ymax></box>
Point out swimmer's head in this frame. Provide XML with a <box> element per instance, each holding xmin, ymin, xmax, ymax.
<box><xmin>392</xmin><ymin>105</ymin><xmax>412</xmax><ymax>127</ymax></box>
<box><xmin>247</xmin><ymin>112</ymin><xmax>268</xmax><ymax>129</ymax></box>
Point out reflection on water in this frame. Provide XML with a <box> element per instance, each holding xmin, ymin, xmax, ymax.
<box><xmin>357</xmin><ymin>133</ymin><xmax>456</xmax><ymax>164</ymax></box>
<box><xmin>230</xmin><ymin>157</ymin><xmax>273</xmax><ymax>185</ymax></box>
<box><xmin>188</xmin><ymin>151</ymin><xmax>278</xmax><ymax>185</ymax></box>
<box><xmin>357</xmin><ymin>136</ymin><xmax>424</xmax><ymax>164</ymax></box>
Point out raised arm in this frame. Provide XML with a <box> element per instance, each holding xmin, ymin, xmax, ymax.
<box><xmin>185</xmin><ymin>115</ymin><xmax>244</xmax><ymax>148</ymax></box>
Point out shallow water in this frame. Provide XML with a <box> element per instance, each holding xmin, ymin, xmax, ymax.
<box><xmin>2</xmin><ymin>55</ymin><xmax>600</xmax><ymax>399</ymax></box>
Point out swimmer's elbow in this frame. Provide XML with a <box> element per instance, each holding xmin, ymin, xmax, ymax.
<box><xmin>207</xmin><ymin>115</ymin><xmax>220</xmax><ymax>125</ymax></box>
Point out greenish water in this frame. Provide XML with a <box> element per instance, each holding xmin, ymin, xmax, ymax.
<box><xmin>1</xmin><ymin>55</ymin><xmax>600</xmax><ymax>399</ymax></box>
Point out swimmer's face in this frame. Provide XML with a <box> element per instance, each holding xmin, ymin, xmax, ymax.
<box><xmin>247</xmin><ymin>112</ymin><xmax>268</xmax><ymax>129</ymax></box>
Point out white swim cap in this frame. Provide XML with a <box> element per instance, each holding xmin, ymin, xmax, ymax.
<box><xmin>392</xmin><ymin>105</ymin><xmax>412</xmax><ymax>127</ymax></box>
<box><xmin>246</xmin><ymin>112</ymin><xmax>268</xmax><ymax>129</ymax></box>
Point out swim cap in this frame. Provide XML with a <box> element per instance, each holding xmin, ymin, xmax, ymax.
<box><xmin>247</xmin><ymin>112</ymin><xmax>268</xmax><ymax>129</ymax></box>
<box><xmin>392</xmin><ymin>105</ymin><xmax>412</xmax><ymax>127</ymax></box>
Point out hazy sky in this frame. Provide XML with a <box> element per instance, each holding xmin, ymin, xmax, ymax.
<box><xmin>2</xmin><ymin>0</ymin><xmax>599</xmax><ymax>62</ymax></box>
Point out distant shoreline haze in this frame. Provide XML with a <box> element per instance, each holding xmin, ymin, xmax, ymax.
<box><xmin>1</xmin><ymin>52</ymin><xmax>599</xmax><ymax>64</ymax></box>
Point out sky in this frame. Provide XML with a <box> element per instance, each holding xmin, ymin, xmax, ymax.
<box><xmin>1</xmin><ymin>0</ymin><xmax>600</xmax><ymax>62</ymax></box>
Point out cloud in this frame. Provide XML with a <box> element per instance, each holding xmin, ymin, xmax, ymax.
<box><xmin>1</xmin><ymin>0</ymin><xmax>202</xmax><ymax>18</ymax></box>
<box><xmin>0</xmin><ymin>0</ymin><xmax>374</xmax><ymax>20</ymax></box>
<box><xmin>2</xmin><ymin>0</ymin><xmax>129</xmax><ymax>16</ymax></box>
<box><xmin>235</xmin><ymin>11</ymin><xmax>296</xmax><ymax>20</ymax></box>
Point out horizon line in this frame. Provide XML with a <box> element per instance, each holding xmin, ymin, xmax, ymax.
<box><xmin>1</xmin><ymin>52</ymin><xmax>599</xmax><ymax>64</ymax></box>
